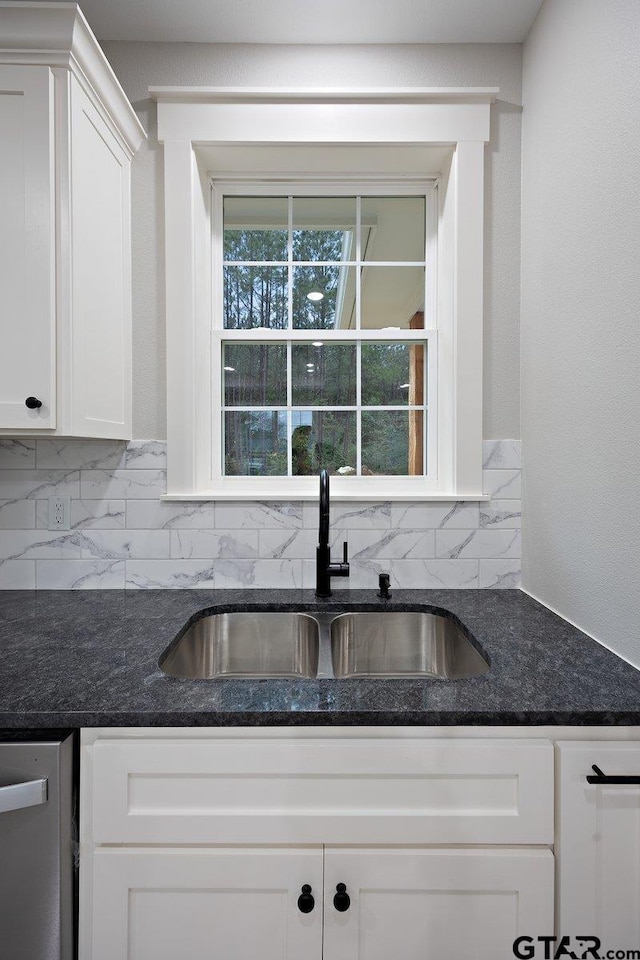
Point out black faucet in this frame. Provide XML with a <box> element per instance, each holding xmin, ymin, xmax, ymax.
<box><xmin>316</xmin><ymin>469</ymin><xmax>349</xmax><ymax>598</ymax></box>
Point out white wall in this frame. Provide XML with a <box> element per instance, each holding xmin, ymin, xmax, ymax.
<box><xmin>521</xmin><ymin>0</ymin><xmax>640</xmax><ymax>664</ymax></box>
<box><xmin>101</xmin><ymin>41</ymin><xmax>523</xmax><ymax>442</ymax></box>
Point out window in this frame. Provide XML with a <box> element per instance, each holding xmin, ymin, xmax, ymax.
<box><xmin>154</xmin><ymin>88</ymin><xmax>492</xmax><ymax>499</ymax></box>
<box><xmin>212</xmin><ymin>184</ymin><xmax>437</xmax><ymax>494</ymax></box>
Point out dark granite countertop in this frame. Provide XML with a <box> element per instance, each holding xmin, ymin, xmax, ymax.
<box><xmin>0</xmin><ymin>588</ymin><xmax>639</xmax><ymax>727</ymax></box>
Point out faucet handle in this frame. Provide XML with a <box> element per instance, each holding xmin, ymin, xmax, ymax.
<box><xmin>342</xmin><ymin>541</ymin><xmax>349</xmax><ymax>564</ymax></box>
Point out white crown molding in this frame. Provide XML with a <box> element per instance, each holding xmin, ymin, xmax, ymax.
<box><xmin>157</xmin><ymin>104</ymin><xmax>493</xmax><ymax>146</ymax></box>
<box><xmin>150</xmin><ymin>85</ymin><xmax>499</xmax><ymax>105</ymax></box>
<box><xmin>0</xmin><ymin>2</ymin><xmax>145</xmax><ymax>154</ymax></box>
<box><xmin>151</xmin><ymin>86</ymin><xmax>497</xmax><ymax>146</ymax></box>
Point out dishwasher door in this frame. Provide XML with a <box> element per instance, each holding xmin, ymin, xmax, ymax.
<box><xmin>0</xmin><ymin>733</ymin><xmax>75</xmax><ymax>960</ymax></box>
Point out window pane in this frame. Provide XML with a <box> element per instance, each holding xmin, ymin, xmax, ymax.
<box><xmin>362</xmin><ymin>410</ymin><xmax>424</xmax><ymax>476</ymax></box>
<box><xmin>292</xmin><ymin>265</ymin><xmax>355</xmax><ymax>330</ymax></box>
<box><xmin>224</xmin><ymin>411</ymin><xmax>287</xmax><ymax>476</ymax></box>
<box><xmin>361</xmin><ymin>342</ymin><xmax>426</xmax><ymax>407</ymax></box>
<box><xmin>223</xmin><ymin>343</ymin><xmax>287</xmax><ymax>406</ymax></box>
<box><xmin>292</xmin><ymin>197</ymin><xmax>356</xmax><ymax>261</ymax></box>
<box><xmin>292</xmin><ymin>342</ymin><xmax>356</xmax><ymax>406</ymax></box>
<box><xmin>360</xmin><ymin>266</ymin><xmax>425</xmax><ymax>330</ymax></box>
<box><xmin>291</xmin><ymin>411</ymin><xmax>356</xmax><ymax>476</ymax></box>
<box><xmin>223</xmin><ymin>197</ymin><xmax>287</xmax><ymax>261</ymax></box>
<box><xmin>223</xmin><ymin>266</ymin><xmax>288</xmax><ymax>329</ymax></box>
<box><xmin>360</xmin><ymin>196</ymin><xmax>425</xmax><ymax>261</ymax></box>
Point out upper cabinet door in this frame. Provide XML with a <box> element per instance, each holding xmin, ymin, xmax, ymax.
<box><xmin>323</xmin><ymin>846</ymin><xmax>554</xmax><ymax>960</ymax></box>
<box><xmin>69</xmin><ymin>78</ymin><xmax>132</xmax><ymax>439</ymax></box>
<box><xmin>0</xmin><ymin>65</ymin><xmax>56</xmax><ymax>429</ymax></box>
<box><xmin>557</xmin><ymin>741</ymin><xmax>640</xmax><ymax>951</ymax></box>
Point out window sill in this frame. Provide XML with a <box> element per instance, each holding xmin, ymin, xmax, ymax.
<box><xmin>161</xmin><ymin>492</ymin><xmax>491</xmax><ymax>502</ymax></box>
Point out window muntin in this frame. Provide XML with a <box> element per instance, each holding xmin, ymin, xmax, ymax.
<box><xmin>213</xmin><ymin>184</ymin><xmax>436</xmax><ymax>487</ymax></box>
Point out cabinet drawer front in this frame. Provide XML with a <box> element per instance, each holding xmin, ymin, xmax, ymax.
<box><xmin>89</xmin><ymin>736</ymin><xmax>553</xmax><ymax>844</ymax></box>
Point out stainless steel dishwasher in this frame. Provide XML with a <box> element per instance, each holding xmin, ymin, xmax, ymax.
<box><xmin>0</xmin><ymin>732</ymin><xmax>76</xmax><ymax>959</ymax></box>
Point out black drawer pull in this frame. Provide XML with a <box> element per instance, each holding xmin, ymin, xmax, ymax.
<box><xmin>586</xmin><ymin>764</ymin><xmax>640</xmax><ymax>785</ymax></box>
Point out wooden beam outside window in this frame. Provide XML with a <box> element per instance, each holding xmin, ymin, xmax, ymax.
<box><xmin>408</xmin><ymin>312</ymin><xmax>424</xmax><ymax>475</ymax></box>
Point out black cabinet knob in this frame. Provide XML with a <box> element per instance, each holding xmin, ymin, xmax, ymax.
<box><xmin>333</xmin><ymin>882</ymin><xmax>351</xmax><ymax>912</ymax></box>
<box><xmin>25</xmin><ymin>397</ymin><xmax>42</xmax><ymax>409</ymax></box>
<box><xmin>297</xmin><ymin>884</ymin><xmax>315</xmax><ymax>913</ymax></box>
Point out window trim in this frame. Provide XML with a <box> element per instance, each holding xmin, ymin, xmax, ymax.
<box><xmin>153</xmin><ymin>87</ymin><xmax>495</xmax><ymax>500</ymax></box>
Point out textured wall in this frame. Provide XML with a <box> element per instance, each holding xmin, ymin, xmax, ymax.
<box><xmin>101</xmin><ymin>41</ymin><xmax>523</xmax><ymax>441</ymax></box>
<box><xmin>521</xmin><ymin>0</ymin><xmax>640</xmax><ymax>664</ymax></box>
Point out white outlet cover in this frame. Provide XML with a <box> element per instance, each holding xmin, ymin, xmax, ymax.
<box><xmin>48</xmin><ymin>496</ymin><xmax>71</xmax><ymax>531</ymax></box>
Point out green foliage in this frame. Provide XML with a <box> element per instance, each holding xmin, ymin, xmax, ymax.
<box><xmin>292</xmin><ymin>413</ymin><xmax>356</xmax><ymax>476</ymax></box>
<box><xmin>291</xmin><ymin>343</ymin><xmax>356</xmax><ymax>407</ymax></box>
<box><xmin>224</xmin><ymin>343</ymin><xmax>287</xmax><ymax>407</ymax></box>
<box><xmin>224</xmin><ymin>411</ymin><xmax>287</xmax><ymax>476</ymax></box>
<box><xmin>361</xmin><ymin>343</ymin><xmax>411</xmax><ymax>405</ymax></box>
<box><xmin>224</xmin><ymin>228</ymin><xmax>287</xmax><ymax>262</ymax></box>
<box><xmin>292</xmin><ymin>231</ymin><xmax>344</xmax><ymax>330</ymax></box>
<box><xmin>362</xmin><ymin>411</ymin><xmax>410</xmax><ymax>475</ymax></box>
<box><xmin>223</xmin><ymin>264</ymin><xmax>288</xmax><ymax>330</ymax></box>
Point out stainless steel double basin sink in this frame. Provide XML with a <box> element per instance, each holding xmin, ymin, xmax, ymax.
<box><xmin>159</xmin><ymin>610</ymin><xmax>489</xmax><ymax>681</ymax></box>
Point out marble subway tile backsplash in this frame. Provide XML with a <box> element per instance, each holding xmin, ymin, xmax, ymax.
<box><xmin>0</xmin><ymin>439</ymin><xmax>521</xmax><ymax>590</ymax></box>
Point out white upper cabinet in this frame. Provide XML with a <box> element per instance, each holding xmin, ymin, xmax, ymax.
<box><xmin>0</xmin><ymin>65</ymin><xmax>56</xmax><ymax>430</ymax></box>
<box><xmin>0</xmin><ymin>4</ymin><xmax>145</xmax><ymax>438</ymax></box>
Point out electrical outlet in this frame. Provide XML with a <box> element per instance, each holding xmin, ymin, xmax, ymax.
<box><xmin>48</xmin><ymin>496</ymin><xmax>71</xmax><ymax>531</ymax></box>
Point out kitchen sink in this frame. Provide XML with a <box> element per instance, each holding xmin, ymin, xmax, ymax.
<box><xmin>159</xmin><ymin>609</ymin><xmax>488</xmax><ymax>680</ymax></box>
<box><xmin>330</xmin><ymin>611</ymin><xmax>489</xmax><ymax>679</ymax></box>
<box><xmin>159</xmin><ymin>612</ymin><xmax>320</xmax><ymax>679</ymax></box>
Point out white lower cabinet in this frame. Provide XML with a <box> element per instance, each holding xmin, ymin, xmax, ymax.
<box><xmin>323</xmin><ymin>847</ymin><xmax>554</xmax><ymax>960</ymax></box>
<box><xmin>88</xmin><ymin>844</ymin><xmax>553</xmax><ymax>960</ymax></box>
<box><xmin>80</xmin><ymin>730</ymin><xmax>557</xmax><ymax>959</ymax></box>
<box><xmin>91</xmin><ymin>848</ymin><xmax>323</xmax><ymax>960</ymax></box>
<box><xmin>557</xmin><ymin>741</ymin><xmax>640</xmax><ymax>951</ymax></box>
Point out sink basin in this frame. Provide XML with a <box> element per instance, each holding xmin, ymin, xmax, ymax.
<box><xmin>160</xmin><ymin>609</ymin><xmax>488</xmax><ymax>681</ymax></box>
<box><xmin>330</xmin><ymin>612</ymin><xmax>489</xmax><ymax>679</ymax></box>
<box><xmin>159</xmin><ymin>612</ymin><xmax>320</xmax><ymax>679</ymax></box>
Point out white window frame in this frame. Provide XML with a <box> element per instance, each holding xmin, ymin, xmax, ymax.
<box><xmin>152</xmin><ymin>87</ymin><xmax>496</xmax><ymax>501</ymax></box>
<box><xmin>212</xmin><ymin>179</ymin><xmax>437</xmax><ymax>499</ymax></box>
